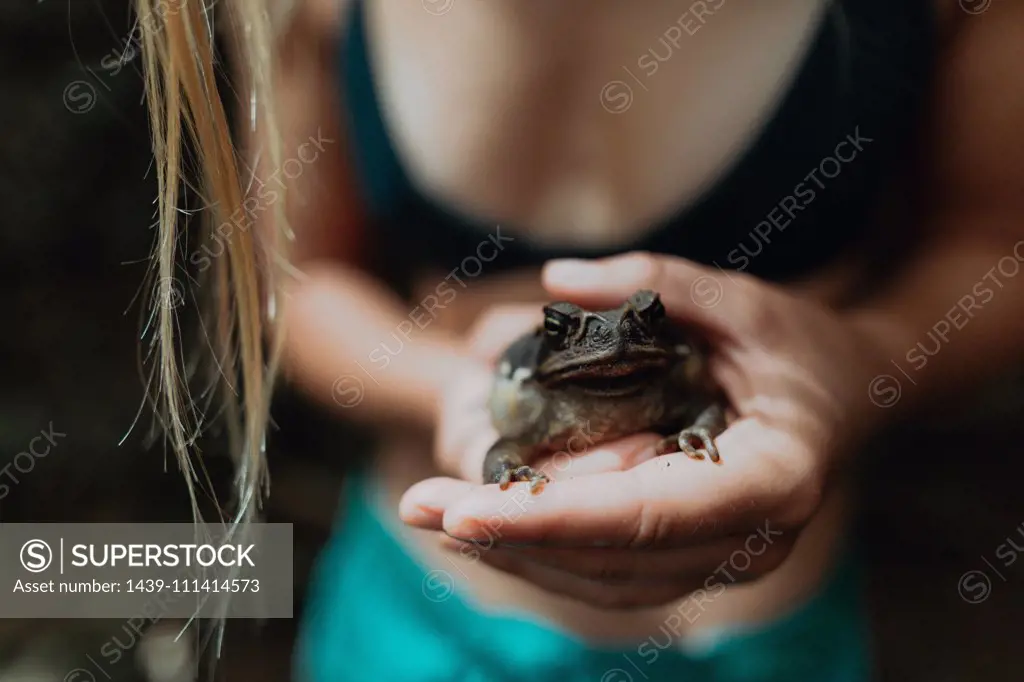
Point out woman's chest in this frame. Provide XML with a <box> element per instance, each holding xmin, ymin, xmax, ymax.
<box><xmin>363</xmin><ymin>0</ymin><xmax>828</xmax><ymax>248</ymax></box>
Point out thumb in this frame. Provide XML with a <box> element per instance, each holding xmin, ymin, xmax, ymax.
<box><xmin>541</xmin><ymin>252</ymin><xmax>762</xmax><ymax>341</ymax></box>
<box><xmin>465</xmin><ymin>304</ymin><xmax>544</xmax><ymax>363</ymax></box>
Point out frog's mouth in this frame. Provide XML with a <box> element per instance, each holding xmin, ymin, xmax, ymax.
<box><xmin>545</xmin><ymin>357</ymin><xmax>670</xmax><ymax>396</ymax></box>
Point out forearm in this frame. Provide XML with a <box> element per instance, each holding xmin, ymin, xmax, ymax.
<box><xmin>849</xmin><ymin>215</ymin><xmax>1024</xmax><ymax>405</ymax></box>
<box><xmin>236</xmin><ymin>1</ymin><xmax>464</xmax><ymax>429</ymax></box>
<box><xmin>282</xmin><ymin>261</ymin><xmax>465</xmax><ymax>430</ymax></box>
<box><xmin>845</xmin><ymin>5</ymin><xmax>1024</xmax><ymax>411</ymax></box>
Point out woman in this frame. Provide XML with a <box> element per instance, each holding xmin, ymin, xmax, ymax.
<box><xmin>139</xmin><ymin>0</ymin><xmax>1024</xmax><ymax>680</ymax></box>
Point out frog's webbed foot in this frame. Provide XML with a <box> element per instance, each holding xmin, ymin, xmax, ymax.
<box><xmin>655</xmin><ymin>403</ymin><xmax>726</xmax><ymax>463</ymax></box>
<box><xmin>499</xmin><ymin>465</ymin><xmax>549</xmax><ymax>493</ymax></box>
<box><xmin>483</xmin><ymin>438</ymin><xmax>549</xmax><ymax>493</ymax></box>
<box><xmin>674</xmin><ymin>427</ymin><xmax>720</xmax><ymax>462</ymax></box>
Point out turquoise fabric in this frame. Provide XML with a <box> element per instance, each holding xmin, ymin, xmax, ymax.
<box><xmin>295</xmin><ymin>474</ymin><xmax>872</xmax><ymax>682</ymax></box>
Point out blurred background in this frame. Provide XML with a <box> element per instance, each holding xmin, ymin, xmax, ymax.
<box><xmin>1</xmin><ymin>2</ymin><xmax>1022</xmax><ymax>681</ymax></box>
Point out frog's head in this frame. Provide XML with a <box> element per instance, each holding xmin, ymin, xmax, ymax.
<box><xmin>535</xmin><ymin>289</ymin><xmax>678</xmax><ymax>395</ymax></box>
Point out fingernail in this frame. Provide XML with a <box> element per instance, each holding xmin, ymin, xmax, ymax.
<box><xmin>544</xmin><ymin>259</ymin><xmax>598</xmax><ymax>287</ymax></box>
<box><xmin>444</xmin><ymin>515</ymin><xmax>502</xmax><ymax>543</ymax></box>
<box><xmin>398</xmin><ymin>500</ymin><xmax>443</xmax><ymax>527</ymax></box>
<box><xmin>545</xmin><ymin>255</ymin><xmax>652</xmax><ymax>289</ymax></box>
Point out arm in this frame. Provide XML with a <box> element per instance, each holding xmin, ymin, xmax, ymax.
<box><xmin>397</xmin><ymin>5</ymin><xmax>1024</xmax><ymax>610</ymax></box>
<box><xmin>241</xmin><ymin>0</ymin><xmax>462</xmax><ymax>428</ymax></box>
<box><xmin>849</xmin><ymin>4</ymin><xmax>1024</xmax><ymax>404</ymax></box>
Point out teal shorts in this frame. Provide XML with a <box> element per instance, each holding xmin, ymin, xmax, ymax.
<box><xmin>295</xmin><ymin>474</ymin><xmax>872</xmax><ymax>682</ymax></box>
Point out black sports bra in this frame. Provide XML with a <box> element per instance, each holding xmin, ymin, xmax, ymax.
<box><xmin>338</xmin><ymin>0</ymin><xmax>935</xmax><ymax>288</ymax></box>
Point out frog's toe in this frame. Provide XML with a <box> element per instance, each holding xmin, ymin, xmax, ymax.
<box><xmin>504</xmin><ymin>466</ymin><xmax>549</xmax><ymax>494</ymax></box>
<box><xmin>655</xmin><ymin>434</ymin><xmax>681</xmax><ymax>456</ymax></box>
<box><xmin>497</xmin><ymin>469</ymin><xmax>513</xmax><ymax>490</ymax></box>
<box><xmin>680</xmin><ymin>442</ymin><xmax>706</xmax><ymax>460</ymax></box>
<box><xmin>511</xmin><ymin>465</ymin><xmax>533</xmax><ymax>480</ymax></box>
<box><xmin>677</xmin><ymin>428</ymin><xmax>720</xmax><ymax>463</ymax></box>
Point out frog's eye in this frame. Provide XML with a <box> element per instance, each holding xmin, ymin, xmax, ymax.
<box><xmin>630</xmin><ymin>290</ymin><xmax>665</xmax><ymax>322</ymax></box>
<box><xmin>542</xmin><ymin>303</ymin><xmax>578</xmax><ymax>341</ymax></box>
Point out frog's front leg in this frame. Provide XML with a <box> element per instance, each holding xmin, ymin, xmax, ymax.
<box><xmin>656</xmin><ymin>403</ymin><xmax>727</xmax><ymax>463</ymax></box>
<box><xmin>482</xmin><ymin>437</ymin><xmax>550</xmax><ymax>492</ymax></box>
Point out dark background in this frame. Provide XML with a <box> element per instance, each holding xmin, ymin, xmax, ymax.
<box><xmin>0</xmin><ymin>1</ymin><xmax>1022</xmax><ymax>680</ymax></box>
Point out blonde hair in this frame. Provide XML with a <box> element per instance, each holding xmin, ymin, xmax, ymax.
<box><xmin>134</xmin><ymin>0</ymin><xmax>291</xmax><ymax>532</ymax></box>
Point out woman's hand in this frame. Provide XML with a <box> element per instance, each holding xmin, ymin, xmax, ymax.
<box><xmin>430</xmin><ymin>304</ymin><xmax>540</xmax><ymax>483</ymax></box>
<box><xmin>401</xmin><ymin>252</ymin><xmax>892</xmax><ymax>609</ymax></box>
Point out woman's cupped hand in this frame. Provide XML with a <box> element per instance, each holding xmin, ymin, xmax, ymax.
<box><xmin>401</xmin><ymin>252</ymin><xmax>892</xmax><ymax>609</ymax></box>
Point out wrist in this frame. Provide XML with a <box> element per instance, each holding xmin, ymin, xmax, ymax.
<box><xmin>844</xmin><ymin>306</ymin><xmax>922</xmax><ymax>423</ymax></box>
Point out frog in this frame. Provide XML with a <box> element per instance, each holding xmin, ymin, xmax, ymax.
<box><xmin>482</xmin><ymin>289</ymin><xmax>728</xmax><ymax>492</ymax></box>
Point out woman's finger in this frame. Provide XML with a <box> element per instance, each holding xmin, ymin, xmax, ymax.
<box><xmin>541</xmin><ymin>252</ymin><xmax>768</xmax><ymax>342</ymax></box>
<box><xmin>438</xmin><ymin>531</ymin><xmax>791</xmax><ymax>585</ymax></box>
<box><xmin>533</xmin><ymin>432</ymin><xmax>663</xmax><ymax>479</ymax></box>
<box><xmin>400</xmin><ymin>478</ymin><xmax>477</xmax><ymax>530</ymax></box>
<box><xmin>446</xmin><ymin>544</ymin><xmax>701</xmax><ymax>610</ymax></box>
<box><xmin>427</xmin><ymin>418</ymin><xmax>821</xmax><ymax>549</ymax></box>
<box><xmin>464</xmin><ymin>304</ymin><xmax>544</xmax><ymax>362</ymax></box>
<box><xmin>408</xmin><ymin>431</ymin><xmax>662</xmax><ymax>529</ymax></box>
